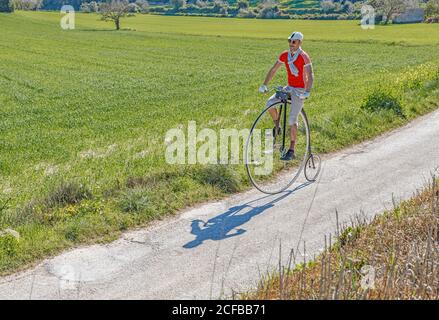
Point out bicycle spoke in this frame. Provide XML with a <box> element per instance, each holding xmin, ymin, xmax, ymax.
<box><xmin>304</xmin><ymin>154</ymin><xmax>322</xmax><ymax>182</ymax></box>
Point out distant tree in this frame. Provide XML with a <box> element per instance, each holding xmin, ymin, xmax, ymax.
<box><xmin>237</xmin><ymin>0</ymin><xmax>249</xmax><ymax>9</ymax></box>
<box><xmin>127</xmin><ymin>2</ymin><xmax>140</xmax><ymax>12</ymax></box>
<box><xmin>257</xmin><ymin>0</ymin><xmax>280</xmax><ymax>18</ymax></box>
<box><xmin>80</xmin><ymin>2</ymin><xmax>91</xmax><ymax>12</ymax></box>
<box><xmin>89</xmin><ymin>1</ymin><xmax>99</xmax><ymax>12</ymax></box>
<box><xmin>425</xmin><ymin>0</ymin><xmax>439</xmax><ymax>17</ymax></box>
<box><xmin>0</xmin><ymin>0</ymin><xmax>13</xmax><ymax>12</ymax></box>
<box><xmin>195</xmin><ymin>0</ymin><xmax>207</xmax><ymax>7</ymax></box>
<box><xmin>320</xmin><ymin>0</ymin><xmax>336</xmax><ymax>12</ymax></box>
<box><xmin>369</xmin><ymin>0</ymin><xmax>408</xmax><ymax>23</ymax></box>
<box><xmin>100</xmin><ymin>0</ymin><xmax>130</xmax><ymax>30</ymax></box>
<box><xmin>212</xmin><ymin>0</ymin><xmax>227</xmax><ymax>13</ymax></box>
<box><xmin>219</xmin><ymin>5</ymin><xmax>228</xmax><ymax>15</ymax></box>
<box><xmin>170</xmin><ymin>0</ymin><xmax>186</xmax><ymax>9</ymax></box>
<box><xmin>135</xmin><ymin>0</ymin><xmax>149</xmax><ymax>13</ymax></box>
<box><xmin>238</xmin><ymin>7</ymin><xmax>256</xmax><ymax>17</ymax></box>
<box><xmin>342</xmin><ymin>0</ymin><xmax>354</xmax><ymax>12</ymax></box>
<box><xmin>11</xmin><ymin>0</ymin><xmax>43</xmax><ymax>10</ymax></box>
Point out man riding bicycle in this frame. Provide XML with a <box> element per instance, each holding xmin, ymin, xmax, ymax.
<box><xmin>259</xmin><ymin>31</ymin><xmax>314</xmax><ymax>161</ymax></box>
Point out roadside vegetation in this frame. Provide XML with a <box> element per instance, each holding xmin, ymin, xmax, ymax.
<box><xmin>243</xmin><ymin>177</ymin><xmax>439</xmax><ymax>299</ymax></box>
<box><xmin>1</xmin><ymin>12</ymin><xmax>439</xmax><ymax>275</ymax></box>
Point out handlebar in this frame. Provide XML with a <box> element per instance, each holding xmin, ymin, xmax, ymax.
<box><xmin>267</xmin><ymin>86</ymin><xmax>301</xmax><ymax>97</ymax></box>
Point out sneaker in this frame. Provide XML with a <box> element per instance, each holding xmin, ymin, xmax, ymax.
<box><xmin>280</xmin><ymin>149</ymin><xmax>295</xmax><ymax>161</ymax></box>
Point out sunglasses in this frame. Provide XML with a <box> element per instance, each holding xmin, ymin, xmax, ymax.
<box><xmin>288</xmin><ymin>39</ymin><xmax>300</xmax><ymax>44</ymax></box>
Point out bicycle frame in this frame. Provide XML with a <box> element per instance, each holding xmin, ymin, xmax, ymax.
<box><xmin>276</xmin><ymin>94</ymin><xmax>313</xmax><ymax>157</ymax></box>
<box><xmin>276</xmin><ymin>101</ymin><xmax>288</xmax><ymax>155</ymax></box>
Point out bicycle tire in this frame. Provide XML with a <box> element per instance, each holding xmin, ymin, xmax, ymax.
<box><xmin>304</xmin><ymin>154</ymin><xmax>322</xmax><ymax>182</ymax></box>
<box><xmin>245</xmin><ymin>102</ymin><xmax>310</xmax><ymax>194</ymax></box>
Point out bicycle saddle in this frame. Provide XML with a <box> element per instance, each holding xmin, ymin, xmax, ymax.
<box><xmin>275</xmin><ymin>90</ymin><xmax>290</xmax><ymax>101</ymax></box>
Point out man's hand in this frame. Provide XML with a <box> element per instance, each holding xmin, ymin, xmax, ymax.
<box><xmin>298</xmin><ymin>91</ymin><xmax>310</xmax><ymax>100</ymax></box>
<box><xmin>259</xmin><ymin>84</ymin><xmax>268</xmax><ymax>93</ymax></box>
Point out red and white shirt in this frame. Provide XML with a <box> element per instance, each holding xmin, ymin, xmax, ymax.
<box><xmin>278</xmin><ymin>50</ymin><xmax>312</xmax><ymax>88</ymax></box>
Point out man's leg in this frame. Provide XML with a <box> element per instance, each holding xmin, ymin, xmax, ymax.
<box><xmin>290</xmin><ymin>123</ymin><xmax>298</xmax><ymax>150</ymax></box>
<box><xmin>288</xmin><ymin>91</ymin><xmax>305</xmax><ymax>151</ymax></box>
<box><xmin>269</xmin><ymin>108</ymin><xmax>279</xmax><ymax>127</ymax></box>
<box><xmin>266</xmin><ymin>93</ymin><xmax>281</xmax><ymax>129</ymax></box>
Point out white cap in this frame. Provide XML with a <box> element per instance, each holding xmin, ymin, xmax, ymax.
<box><xmin>288</xmin><ymin>31</ymin><xmax>303</xmax><ymax>41</ymax></box>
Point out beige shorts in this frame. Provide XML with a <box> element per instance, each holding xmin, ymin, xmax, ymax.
<box><xmin>265</xmin><ymin>86</ymin><xmax>305</xmax><ymax>126</ymax></box>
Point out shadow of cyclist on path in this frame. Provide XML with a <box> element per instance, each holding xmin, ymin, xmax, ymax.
<box><xmin>183</xmin><ymin>181</ymin><xmax>312</xmax><ymax>249</ymax></box>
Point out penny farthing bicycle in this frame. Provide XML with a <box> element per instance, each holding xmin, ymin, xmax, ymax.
<box><xmin>245</xmin><ymin>86</ymin><xmax>321</xmax><ymax>194</ymax></box>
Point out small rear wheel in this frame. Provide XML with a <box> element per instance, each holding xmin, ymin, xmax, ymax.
<box><xmin>304</xmin><ymin>154</ymin><xmax>321</xmax><ymax>182</ymax></box>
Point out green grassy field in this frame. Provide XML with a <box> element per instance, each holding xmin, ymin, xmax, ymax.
<box><xmin>1</xmin><ymin>11</ymin><xmax>439</xmax><ymax>274</ymax></box>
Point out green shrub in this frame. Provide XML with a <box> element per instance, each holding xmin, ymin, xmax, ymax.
<box><xmin>40</xmin><ymin>199</ymin><xmax>104</xmax><ymax>225</ymax></box>
<box><xmin>63</xmin><ymin>216</ymin><xmax>105</xmax><ymax>242</ymax></box>
<box><xmin>195</xmin><ymin>164</ymin><xmax>242</xmax><ymax>193</ymax></box>
<box><xmin>170</xmin><ymin>176</ymin><xmax>197</xmax><ymax>193</ymax></box>
<box><xmin>118</xmin><ymin>188</ymin><xmax>149</xmax><ymax>213</ymax></box>
<box><xmin>64</xmin><ymin>222</ymin><xmax>80</xmax><ymax>241</ymax></box>
<box><xmin>14</xmin><ymin>182</ymin><xmax>92</xmax><ymax>226</ymax></box>
<box><xmin>0</xmin><ymin>233</ymin><xmax>19</xmax><ymax>256</ymax></box>
<box><xmin>44</xmin><ymin>182</ymin><xmax>92</xmax><ymax>209</ymax></box>
<box><xmin>361</xmin><ymin>89</ymin><xmax>404</xmax><ymax>118</ymax></box>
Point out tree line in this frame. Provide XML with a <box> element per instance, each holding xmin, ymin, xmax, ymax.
<box><xmin>1</xmin><ymin>0</ymin><xmax>439</xmax><ymax>24</ymax></box>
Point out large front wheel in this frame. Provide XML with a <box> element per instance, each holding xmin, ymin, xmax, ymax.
<box><xmin>245</xmin><ymin>102</ymin><xmax>310</xmax><ymax>194</ymax></box>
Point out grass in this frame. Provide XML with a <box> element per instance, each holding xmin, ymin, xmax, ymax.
<box><xmin>243</xmin><ymin>177</ymin><xmax>439</xmax><ymax>300</ymax></box>
<box><xmin>1</xmin><ymin>11</ymin><xmax>439</xmax><ymax>275</ymax></box>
